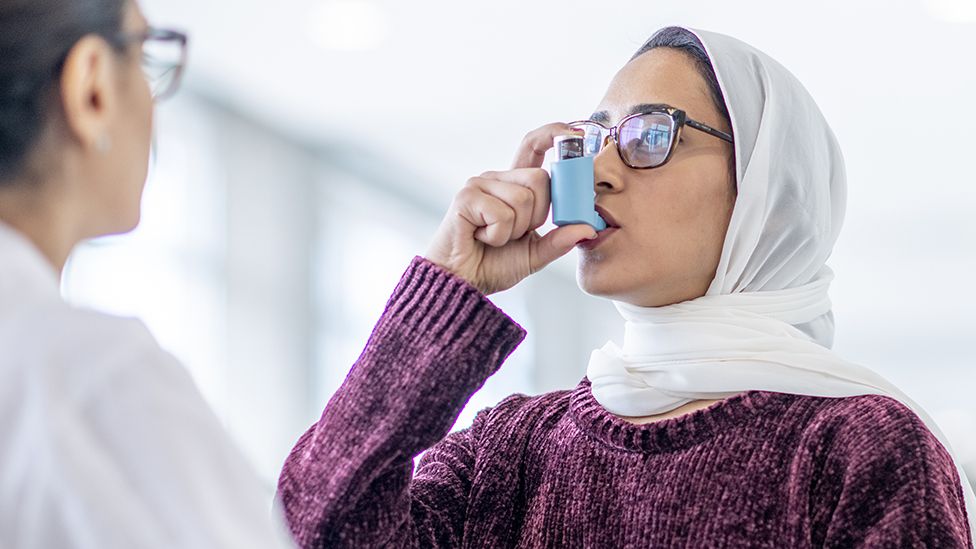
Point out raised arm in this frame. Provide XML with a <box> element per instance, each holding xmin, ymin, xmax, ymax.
<box><xmin>277</xmin><ymin>258</ymin><xmax>525</xmax><ymax>548</ymax></box>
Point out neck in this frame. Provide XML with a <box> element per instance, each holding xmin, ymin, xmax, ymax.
<box><xmin>0</xmin><ymin>182</ymin><xmax>83</xmax><ymax>274</ymax></box>
<box><xmin>615</xmin><ymin>398</ymin><xmax>726</xmax><ymax>425</ymax></box>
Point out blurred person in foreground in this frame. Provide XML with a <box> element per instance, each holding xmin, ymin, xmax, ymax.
<box><xmin>0</xmin><ymin>0</ymin><xmax>296</xmax><ymax>547</ymax></box>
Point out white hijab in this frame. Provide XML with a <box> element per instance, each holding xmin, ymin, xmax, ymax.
<box><xmin>586</xmin><ymin>27</ymin><xmax>976</xmax><ymax>537</ymax></box>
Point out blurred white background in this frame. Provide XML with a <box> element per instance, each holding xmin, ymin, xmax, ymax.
<box><xmin>60</xmin><ymin>0</ymin><xmax>976</xmax><ymax>496</ymax></box>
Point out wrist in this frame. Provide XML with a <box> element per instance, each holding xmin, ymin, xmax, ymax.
<box><xmin>421</xmin><ymin>255</ymin><xmax>485</xmax><ymax>295</ymax></box>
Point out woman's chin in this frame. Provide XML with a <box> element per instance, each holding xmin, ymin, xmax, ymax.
<box><xmin>575</xmin><ymin>256</ymin><xmax>660</xmax><ymax>304</ymax></box>
<box><xmin>576</xmin><ymin>260</ymin><xmax>620</xmax><ymax>298</ymax></box>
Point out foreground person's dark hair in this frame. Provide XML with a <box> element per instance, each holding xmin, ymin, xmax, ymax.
<box><xmin>0</xmin><ymin>0</ymin><xmax>127</xmax><ymax>182</ymax></box>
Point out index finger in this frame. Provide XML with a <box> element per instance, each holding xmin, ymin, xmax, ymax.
<box><xmin>511</xmin><ymin>122</ymin><xmax>583</xmax><ymax>169</ymax></box>
<box><xmin>478</xmin><ymin>168</ymin><xmax>551</xmax><ymax>231</ymax></box>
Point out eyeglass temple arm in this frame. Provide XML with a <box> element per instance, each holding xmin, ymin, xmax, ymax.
<box><xmin>685</xmin><ymin>119</ymin><xmax>734</xmax><ymax>143</ymax></box>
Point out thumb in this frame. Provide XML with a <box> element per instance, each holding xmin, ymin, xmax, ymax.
<box><xmin>529</xmin><ymin>224</ymin><xmax>598</xmax><ymax>272</ymax></box>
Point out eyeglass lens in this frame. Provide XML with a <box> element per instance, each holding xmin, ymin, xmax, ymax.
<box><xmin>576</xmin><ymin>113</ymin><xmax>677</xmax><ymax>168</ymax></box>
<box><xmin>141</xmin><ymin>37</ymin><xmax>184</xmax><ymax>99</ymax></box>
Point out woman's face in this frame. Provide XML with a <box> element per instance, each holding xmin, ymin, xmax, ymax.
<box><xmin>577</xmin><ymin>48</ymin><xmax>736</xmax><ymax>307</ymax></box>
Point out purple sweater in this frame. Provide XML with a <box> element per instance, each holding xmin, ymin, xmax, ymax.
<box><xmin>277</xmin><ymin>257</ymin><xmax>972</xmax><ymax>547</ymax></box>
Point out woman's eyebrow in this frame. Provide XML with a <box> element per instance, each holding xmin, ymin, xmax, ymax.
<box><xmin>628</xmin><ymin>103</ymin><xmax>671</xmax><ymax>115</ymax></box>
<box><xmin>588</xmin><ymin>103</ymin><xmax>672</xmax><ymax>124</ymax></box>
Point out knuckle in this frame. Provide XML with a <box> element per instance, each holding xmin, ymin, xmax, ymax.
<box><xmin>531</xmin><ymin>167</ymin><xmax>550</xmax><ymax>181</ymax></box>
<box><xmin>499</xmin><ymin>206</ymin><xmax>516</xmax><ymax>222</ymax></box>
<box><xmin>455</xmin><ymin>185</ymin><xmax>477</xmax><ymax>205</ymax></box>
<box><xmin>527</xmin><ymin>169</ymin><xmax>549</xmax><ymax>188</ymax></box>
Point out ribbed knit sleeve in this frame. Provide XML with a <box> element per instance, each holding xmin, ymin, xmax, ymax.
<box><xmin>276</xmin><ymin>257</ymin><xmax>526</xmax><ymax>548</ymax></box>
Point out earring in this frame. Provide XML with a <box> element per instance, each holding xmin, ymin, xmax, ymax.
<box><xmin>96</xmin><ymin>134</ymin><xmax>113</xmax><ymax>153</ymax></box>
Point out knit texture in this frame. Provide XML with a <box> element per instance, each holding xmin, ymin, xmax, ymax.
<box><xmin>277</xmin><ymin>257</ymin><xmax>972</xmax><ymax>548</ymax></box>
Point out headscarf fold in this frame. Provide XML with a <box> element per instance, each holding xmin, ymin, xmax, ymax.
<box><xmin>586</xmin><ymin>27</ymin><xmax>975</xmax><ymax>538</ymax></box>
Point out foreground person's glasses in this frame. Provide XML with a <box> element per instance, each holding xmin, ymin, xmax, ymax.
<box><xmin>569</xmin><ymin>105</ymin><xmax>733</xmax><ymax>169</ymax></box>
<box><xmin>116</xmin><ymin>27</ymin><xmax>189</xmax><ymax>101</ymax></box>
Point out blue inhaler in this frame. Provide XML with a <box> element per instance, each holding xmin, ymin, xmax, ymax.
<box><xmin>550</xmin><ymin>135</ymin><xmax>607</xmax><ymax>231</ymax></box>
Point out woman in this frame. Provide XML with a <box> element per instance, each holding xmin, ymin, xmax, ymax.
<box><xmin>277</xmin><ymin>27</ymin><xmax>975</xmax><ymax>547</ymax></box>
<box><xmin>0</xmin><ymin>1</ymin><xmax>294</xmax><ymax>547</ymax></box>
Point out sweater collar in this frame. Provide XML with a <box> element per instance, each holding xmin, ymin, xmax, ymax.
<box><xmin>568</xmin><ymin>376</ymin><xmax>793</xmax><ymax>454</ymax></box>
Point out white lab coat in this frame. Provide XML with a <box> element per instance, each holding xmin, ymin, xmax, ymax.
<box><xmin>0</xmin><ymin>222</ymin><xmax>296</xmax><ymax>549</ymax></box>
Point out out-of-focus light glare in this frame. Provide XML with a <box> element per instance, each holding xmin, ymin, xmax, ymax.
<box><xmin>308</xmin><ymin>0</ymin><xmax>390</xmax><ymax>51</ymax></box>
<box><xmin>924</xmin><ymin>0</ymin><xmax>976</xmax><ymax>22</ymax></box>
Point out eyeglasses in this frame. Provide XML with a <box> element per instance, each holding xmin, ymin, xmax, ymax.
<box><xmin>569</xmin><ymin>106</ymin><xmax>733</xmax><ymax>169</ymax></box>
<box><xmin>116</xmin><ymin>27</ymin><xmax>188</xmax><ymax>102</ymax></box>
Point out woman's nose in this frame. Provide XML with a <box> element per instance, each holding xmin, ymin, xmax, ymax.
<box><xmin>593</xmin><ymin>142</ymin><xmax>625</xmax><ymax>195</ymax></box>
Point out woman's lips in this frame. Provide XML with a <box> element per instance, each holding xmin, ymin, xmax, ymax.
<box><xmin>577</xmin><ymin>227</ymin><xmax>619</xmax><ymax>250</ymax></box>
<box><xmin>578</xmin><ymin>205</ymin><xmax>621</xmax><ymax>250</ymax></box>
<box><xmin>595</xmin><ymin>205</ymin><xmax>621</xmax><ymax>229</ymax></box>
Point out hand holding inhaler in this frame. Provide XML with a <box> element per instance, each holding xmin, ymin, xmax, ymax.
<box><xmin>425</xmin><ymin>123</ymin><xmax>600</xmax><ymax>295</ymax></box>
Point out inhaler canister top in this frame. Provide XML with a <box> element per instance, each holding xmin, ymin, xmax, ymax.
<box><xmin>554</xmin><ymin>134</ymin><xmax>585</xmax><ymax>161</ymax></box>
